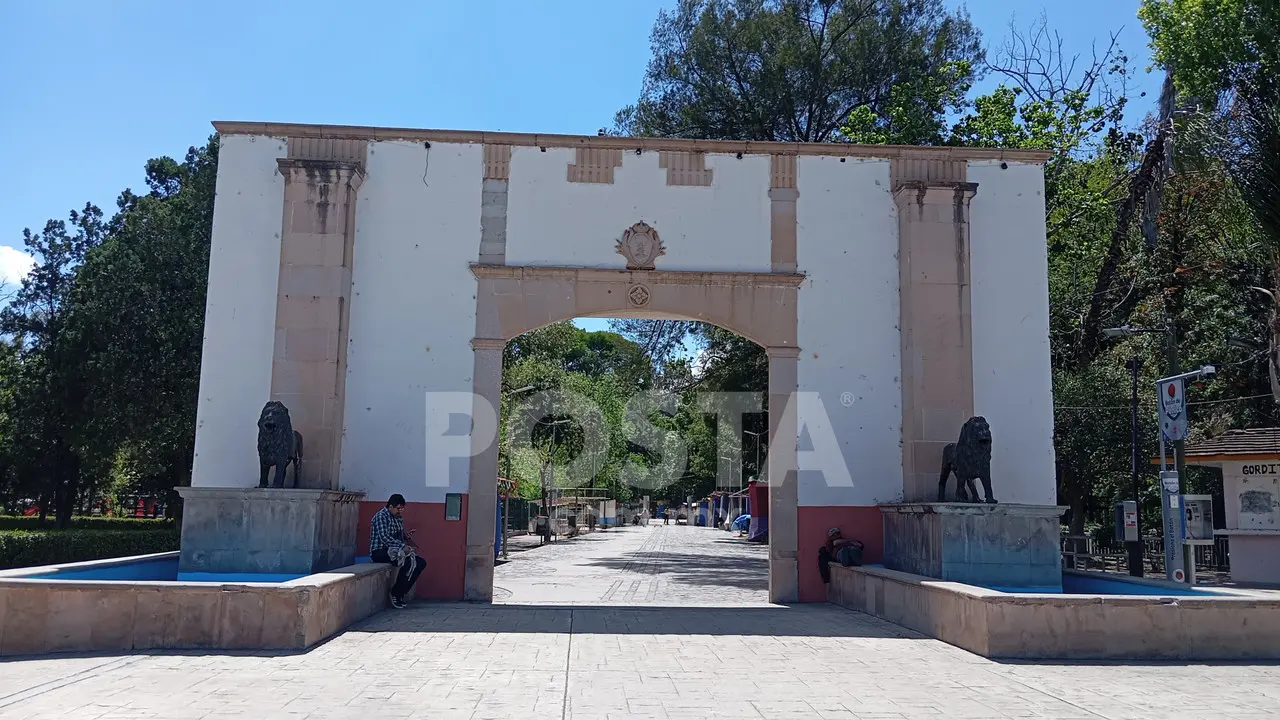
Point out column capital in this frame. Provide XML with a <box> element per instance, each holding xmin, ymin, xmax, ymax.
<box><xmin>471</xmin><ymin>337</ymin><xmax>506</xmax><ymax>351</ymax></box>
<box><xmin>893</xmin><ymin>181</ymin><xmax>978</xmax><ymax>206</ymax></box>
<box><xmin>765</xmin><ymin>346</ymin><xmax>801</xmax><ymax>359</ymax></box>
<box><xmin>277</xmin><ymin>158</ymin><xmax>366</xmax><ymax>190</ymax></box>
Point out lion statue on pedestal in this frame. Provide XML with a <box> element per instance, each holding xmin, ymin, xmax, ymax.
<box><xmin>937</xmin><ymin>416</ymin><xmax>996</xmax><ymax>504</ymax></box>
<box><xmin>257</xmin><ymin>400</ymin><xmax>303</xmax><ymax>489</ymax></box>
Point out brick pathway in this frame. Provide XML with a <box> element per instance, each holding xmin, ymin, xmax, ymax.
<box><xmin>3</xmin><ymin>525</ymin><xmax>1280</xmax><ymax>719</ymax></box>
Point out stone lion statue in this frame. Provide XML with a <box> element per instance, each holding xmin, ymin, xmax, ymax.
<box><xmin>937</xmin><ymin>416</ymin><xmax>996</xmax><ymax>504</ymax></box>
<box><xmin>257</xmin><ymin>401</ymin><xmax>303</xmax><ymax>488</ymax></box>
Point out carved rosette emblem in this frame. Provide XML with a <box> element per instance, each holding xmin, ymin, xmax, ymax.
<box><xmin>617</xmin><ymin>221</ymin><xmax>665</xmax><ymax>270</ymax></box>
<box><xmin>628</xmin><ymin>284</ymin><xmax>651</xmax><ymax>307</ymax></box>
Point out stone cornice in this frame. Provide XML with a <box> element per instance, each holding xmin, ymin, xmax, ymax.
<box><xmin>276</xmin><ymin>158</ymin><xmax>367</xmax><ymax>187</ymax></box>
<box><xmin>214</xmin><ymin>121</ymin><xmax>1054</xmax><ymax>165</ymax></box>
<box><xmin>469</xmin><ymin>263</ymin><xmax>807</xmax><ymax>288</ymax></box>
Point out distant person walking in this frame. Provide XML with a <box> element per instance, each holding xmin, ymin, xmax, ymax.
<box><xmin>370</xmin><ymin>494</ymin><xmax>426</xmax><ymax>608</ymax></box>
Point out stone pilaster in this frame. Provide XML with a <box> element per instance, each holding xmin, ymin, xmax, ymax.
<box><xmin>769</xmin><ymin>155</ymin><xmax>799</xmax><ymax>273</ymax></box>
<box><xmin>894</xmin><ymin>180</ymin><xmax>978</xmax><ymax>502</ymax></box>
<box><xmin>480</xmin><ymin>145</ymin><xmax>510</xmax><ymax>264</ymax></box>
<box><xmin>271</xmin><ymin>158</ymin><xmax>364</xmax><ymax>490</ymax></box>
<box><xmin>464</xmin><ymin>337</ymin><xmax>504</xmax><ymax>601</ymax></box>
<box><xmin>767</xmin><ymin>346</ymin><xmax>800</xmax><ymax>603</ymax></box>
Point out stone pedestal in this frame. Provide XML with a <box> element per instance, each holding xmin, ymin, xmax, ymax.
<box><xmin>880</xmin><ymin>503</ymin><xmax>1066</xmax><ymax>589</ymax></box>
<box><xmin>177</xmin><ymin>487</ymin><xmax>365</xmax><ymax>575</ymax></box>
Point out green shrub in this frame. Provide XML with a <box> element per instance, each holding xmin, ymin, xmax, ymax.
<box><xmin>0</xmin><ymin>515</ymin><xmax>175</xmax><ymax>532</ymax></box>
<box><xmin>0</xmin><ymin>529</ymin><xmax>180</xmax><ymax>570</ymax></box>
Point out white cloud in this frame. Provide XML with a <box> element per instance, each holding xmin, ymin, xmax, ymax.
<box><xmin>0</xmin><ymin>245</ymin><xmax>36</xmax><ymax>295</ymax></box>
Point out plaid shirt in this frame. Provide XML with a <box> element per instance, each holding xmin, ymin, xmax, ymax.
<box><xmin>369</xmin><ymin>507</ymin><xmax>404</xmax><ymax>554</ymax></box>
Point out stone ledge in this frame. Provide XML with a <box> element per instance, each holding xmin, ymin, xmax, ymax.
<box><xmin>0</xmin><ymin>559</ymin><xmax>396</xmax><ymax>656</ymax></box>
<box><xmin>212</xmin><ymin>121</ymin><xmax>1055</xmax><ymax>164</ymax></box>
<box><xmin>827</xmin><ymin>563</ymin><xmax>1280</xmax><ymax>660</ymax></box>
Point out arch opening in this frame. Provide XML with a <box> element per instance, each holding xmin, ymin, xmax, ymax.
<box><xmin>466</xmin><ymin>265</ymin><xmax>801</xmax><ymax>604</ymax></box>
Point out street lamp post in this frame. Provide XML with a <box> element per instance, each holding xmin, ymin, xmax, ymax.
<box><xmin>1104</xmin><ymin>325</ymin><xmax>1171</xmax><ymax>576</ymax></box>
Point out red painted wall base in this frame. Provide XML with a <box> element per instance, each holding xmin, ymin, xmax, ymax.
<box><xmin>797</xmin><ymin>506</ymin><xmax>884</xmax><ymax>602</ymax></box>
<box><xmin>354</xmin><ymin>499</ymin><xmax>880</xmax><ymax>603</ymax></box>
<box><xmin>357</xmin><ymin>498</ymin><xmax>469</xmax><ymax>600</ymax></box>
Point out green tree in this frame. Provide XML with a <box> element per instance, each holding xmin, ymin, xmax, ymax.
<box><xmin>1140</xmin><ymin>0</ymin><xmax>1280</xmax><ymax>107</ymax></box>
<box><xmin>0</xmin><ymin>205</ymin><xmax>105</xmax><ymax>526</ymax></box>
<box><xmin>614</xmin><ymin>0</ymin><xmax>983</xmax><ymax>142</ymax></box>
<box><xmin>68</xmin><ymin>139</ymin><xmax>218</xmax><ymax>508</ymax></box>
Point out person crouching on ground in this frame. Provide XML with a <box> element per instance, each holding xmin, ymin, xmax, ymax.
<box><xmin>370</xmin><ymin>494</ymin><xmax>426</xmax><ymax>608</ymax></box>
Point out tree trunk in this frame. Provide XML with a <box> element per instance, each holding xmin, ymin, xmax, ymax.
<box><xmin>37</xmin><ymin>486</ymin><xmax>50</xmax><ymax>525</ymax></box>
<box><xmin>1069</xmin><ymin>492</ymin><xmax>1087</xmax><ymax>537</ymax></box>
<box><xmin>53</xmin><ymin>443</ymin><xmax>79</xmax><ymax>530</ymax></box>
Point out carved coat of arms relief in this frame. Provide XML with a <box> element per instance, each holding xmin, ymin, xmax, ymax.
<box><xmin>616</xmin><ymin>221</ymin><xmax>665</xmax><ymax>270</ymax></box>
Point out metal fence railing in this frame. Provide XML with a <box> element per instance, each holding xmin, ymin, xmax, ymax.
<box><xmin>1061</xmin><ymin>533</ymin><xmax>1230</xmax><ymax>575</ymax></box>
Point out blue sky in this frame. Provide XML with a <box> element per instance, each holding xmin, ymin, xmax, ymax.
<box><xmin>0</xmin><ymin>0</ymin><xmax>1163</xmax><ymax>313</ymax></box>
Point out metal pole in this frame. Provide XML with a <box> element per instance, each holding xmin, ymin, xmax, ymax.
<box><xmin>502</xmin><ymin>449</ymin><xmax>511</xmax><ymax>559</ymax></box>
<box><xmin>1126</xmin><ymin>356</ymin><xmax>1144</xmax><ymax>577</ymax></box>
<box><xmin>1164</xmin><ymin>320</ymin><xmax>1196</xmax><ymax>583</ymax></box>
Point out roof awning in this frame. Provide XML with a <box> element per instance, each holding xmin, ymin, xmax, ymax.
<box><xmin>1149</xmin><ymin>428</ymin><xmax>1280</xmax><ymax>465</ymax></box>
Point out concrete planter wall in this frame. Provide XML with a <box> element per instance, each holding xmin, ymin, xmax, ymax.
<box><xmin>827</xmin><ymin>563</ymin><xmax>1280</xmax><ymax>660</ymax></box>
<box><xmin>0</xmin><ymin>553</ymin><xmax>395</xmax><ymax>657</ymax></box>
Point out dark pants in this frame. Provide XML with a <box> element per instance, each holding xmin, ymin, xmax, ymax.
<box><xmin>818</xmin><ymin>547</ymin><xmax>833</xmax><ymax>584</ymax></box>
<box><xmin>372</xmin><ymin>549</ymin><xmax>427</xmax><ymax>599</ymax></box>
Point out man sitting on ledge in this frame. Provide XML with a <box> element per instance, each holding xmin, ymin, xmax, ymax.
<box><xmin>370</xmin><ymin>494</ymin><xmax>425</xmax><ymax>609</ymax></box>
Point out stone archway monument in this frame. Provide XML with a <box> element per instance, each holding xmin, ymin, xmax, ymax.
<box><xmin>189</xmin><ymin>122</ymin><xmax>1059</xmax><ymax>604</ymax></box>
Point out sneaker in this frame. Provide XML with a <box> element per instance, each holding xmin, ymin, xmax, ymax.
<box><xmin>389</xmin><ymin>594</ymin><xmax>406</xmax><ymax>609</ymax></box>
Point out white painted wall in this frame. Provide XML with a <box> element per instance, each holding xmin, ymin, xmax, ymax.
<box><xmin>795</xmin><ymin>157</ymin><xmax>904</xmax><ymax>506</ymax></box>
<box><xmin>340</xmin><ymin>141</ymin><xmax>482</xmax><ymax>504</ymax></box>
<box><xmin>968</xmin><ymin>160</ymin><xmax>1057</xmax><ymax>505</ymax></box>
<box><xmin>504</xmin><ymin>148</ymin><xmax>772</xmax><ymax>272</ymax></box>
<box><xmin>191</xmin><ymin>135</ymin><xmax>287</xmax><ymax>488</ymax></box>
<box><xmin>195</xmin><ymin>134</ymin><xmax>1057</xmax><ymax>512</ymax></box>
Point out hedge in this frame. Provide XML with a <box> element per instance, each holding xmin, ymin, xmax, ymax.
<box><xmin>0</xmin><ymin>515</ymin><xmax>175</xmax><ymax>532</ymax></box>
<box><xmin>0</xmin><ymin>529</ymin><xmax>181</xmax><ymax>570</ymax></box>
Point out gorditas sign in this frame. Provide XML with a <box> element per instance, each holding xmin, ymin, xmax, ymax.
<box><xmin>1159</xmin><ymin>378</ymin><xmax>1188</xmax><ymax>442</ymax></box>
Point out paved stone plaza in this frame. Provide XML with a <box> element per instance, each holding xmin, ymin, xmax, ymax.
<box><xmin>3</xmin><ymin>525</ymin><xmax>1280</xmax><ymax>719</ymax></box>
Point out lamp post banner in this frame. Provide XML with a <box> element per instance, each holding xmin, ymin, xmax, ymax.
<box><xmin>1158</xmin><ymin>378</ymin><xmax>1188</xmax><ymax>441</ymax></box>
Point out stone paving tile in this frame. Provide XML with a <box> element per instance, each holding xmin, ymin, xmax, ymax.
<box><xmin>2</xmin><ymin>525</ymin><xmax>1280</xmax><ymax>719</ymax></box>
<box><xmin>494</xmin><ymin>523</ymin><xmax>772</xmax><ymax>607</ymax></box>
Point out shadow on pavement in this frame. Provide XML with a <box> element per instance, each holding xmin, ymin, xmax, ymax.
<box><xmin>581</xmin><ymin>549</ymin><xmax>768</xmax><ymax>592</ymax></box>
<box><xmin>353</xmin><ymin>603</ymin><xmax>926</xmax><ymax>639</ymax></box>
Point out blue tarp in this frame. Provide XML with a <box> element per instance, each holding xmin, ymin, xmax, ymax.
<box><xmin>731</xmin><ymin>514</ymin><xmax>750</xmax><ymax>532</ymax></box>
